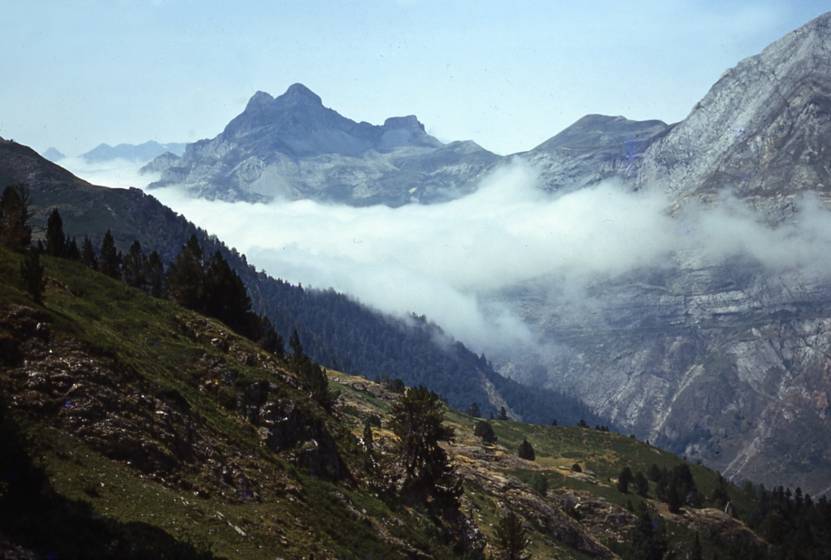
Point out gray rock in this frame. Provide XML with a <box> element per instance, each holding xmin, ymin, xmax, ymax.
<box><xmin>499</xmin><ymin>11</ymin><xmax>831</xmax><ymax>495</ymax></box>
<box><xmin>144</xmin><ymin>83</ymin><xmax>499</xmax><ymax>206</ymax></box>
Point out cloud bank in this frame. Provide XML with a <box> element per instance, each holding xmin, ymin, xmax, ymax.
<box><xmin>62</xmin><ymin>157</ymin><xmax>831</xmax><ymax>355</ymax></box>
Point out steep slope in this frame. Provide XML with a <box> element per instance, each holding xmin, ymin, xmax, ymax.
<box><xmin>0</xmin><ymin>248</ymin><xmax>794</xmax><ymax>559</ymax></box>
<box><xmin>145</xmin><ymin>83</ymin><xmax>499</xmax><ymax>206</ymax></box>
<box><xmin>500</xmin><ymin>11</ymin><xmax>831</xmax><ymax>496</ymax></box>
<box><xmin>520</xmin><ymin>114</ymin><xmax>669</xmax><ymax>193</ymax></box>
<box><xmin>0</xmin><ymin>137</ymin><xmax>598</xmax><ymax>426</ymax></box>
<box><xmin>637</xmin><ymin>11</ymin><xmax>831</xmax><ymax>217</ymax></box>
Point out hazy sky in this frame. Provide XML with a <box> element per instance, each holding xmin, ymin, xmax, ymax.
<box><xmin>2</xmin><ymin>1</ymin><xmax>828</xmax><ymax>156</ymax></box>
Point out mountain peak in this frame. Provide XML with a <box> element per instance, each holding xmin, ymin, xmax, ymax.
<box><xmin>245</xmin><ymin>90</ymin><xmax>274</xmax><ymax>110</ymax></box>
<box><xmin>383</xmin><ymin>115</ymin><xmax>425</xmax><ymax>132</ymax></box>
<box><xmin>280</xmin><ymin>83</ymin><xmax>322</xmax><ymax>105</ymax></box>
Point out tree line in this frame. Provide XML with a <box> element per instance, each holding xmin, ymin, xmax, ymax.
<box><xmin>1</xmin><ymin>184</ymin><xmax>283</xmax><ymax>356</ymax></box>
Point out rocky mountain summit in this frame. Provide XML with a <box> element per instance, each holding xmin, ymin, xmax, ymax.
<box><xmin>520</xmin><ymin>114</ymin><xmax>669</xmax><ymax>194</ymax></box>
<box><xmin>501</xmin><ymin>11</ymin><xmax>831</xmax><ymax>496</ymax></box>
<box><xmin>145</xmin><ymin>83</ymin><xmax>499</xmax><ymax>206</ymax></box>
<box><xmin>637</xmin><ymin>11</ymin><xmax>831</xmax><ymax>217</ymax></box>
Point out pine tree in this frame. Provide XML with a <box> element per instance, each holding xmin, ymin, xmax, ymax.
<box><xmin>390</xmin><ymin>386</ymin><xmax>459</xmax><ymax>506</ymax></box>
<box><xmin>634</xmin><ymin>471</ymin><xmax>649</xmax><ymax>497</ymax></box>
<box><xmin>45</xmin><ymin>208</ymin><xmax>66</xmax><ymax>257</ymax></box>
<box><xmin>494</xmin><ymin>510</ymin><xmax>530</xmax><ymax>560</ymax></box>
<box><xmin>64</xmin><ymin>237</ymin><xmax>80</xmax><ymax>260</ymax></box>
<box><xmin>474</xmin><ymin>420</ymin><xmax>497</xmax><ymax>444</ymax></box>
<box><xmin>81</xmin><ymin>236</ymin><xmax>97</xmax><ymax>269</ymax></box>
<box><xmin>203</xmin><ymin>250</ymin><xmax>252</xmax><ymax>333</ymax></box>
<box><xmin>711</xmin><ymin>475</ymin><xmax>730</xmax><ymax>509</ymax></box>
<box><xmin>517</xmin><ymin>438</ymin><xmax>535</xmax><ymax>461</ymax></box>
<box><xmin>123</xmin><ymin>240</ymin><xmax>146</xmax><ymax>288</ymax></box>
<box><xmin>617</xmin><ymin>466</ymin><xmax>633</xmax><ymax>494</ymax></box>
<box><xmin>0</xmin><ymin>184</ymin><xmax>32</xmax><ymax>251</ymax></box>
<box><xmin>167</xmin><ymin>234</ymin><xmax>204</xmax><ymax>309</ymax></box>
<box><xmin>667</xmin><ymin>480</ymin><xmax>682</xmax><ymax>514</ymax></box>
<box><xmin>300</xmin><ymin>360</ymin><xmax>333</xmax><ymax>411</ymax></box>
<box><xmin>98</xmin><ymin>230</ymin><xmax>121</xmax><ymax>279</ymax></box>
<box><xmin>363</xmin><ymin>417</ymin><xmax>374</xmax><ymax>451</ymax></box>
<box><xmin>255</xmin><ymin>316</ymin><xmax>284</xmax><ymax>356</ymax></box>
<box><xmin>290</xmin><ymin>329</ymin><xmax>304</xmax><ymax>361</ymax></box>
<box><xmin>498</xmin><ymin>406</ymin><xmax>508</xmax><ymax>420</ymax></box>
<box><xmin>145</xmin><ymin>250</ymin><xmax>164</xmax><ymax>297</ymax></box>
<box><xmin>20</xmin><ymin>247</ymin><xmax>45</xmax><ymax>304</ymax></box>
<box><xmin>628</xmin><ymin>502</ymin><xmax>667</xmax><ymax>560</ymax></box>
<box><xmin>466</xmin><ymin>402</ymin><xmax>481</xmax><ymax>417</ymax></box>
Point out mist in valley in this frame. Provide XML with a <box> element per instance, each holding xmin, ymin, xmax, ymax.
<box><xmin>62</xmin><ymin>156</ymin><xmax>831</xmax><ymax>366</ymax></box>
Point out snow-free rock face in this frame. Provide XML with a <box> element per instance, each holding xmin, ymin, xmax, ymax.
<box><xmin>500</xmin><ymin>12</ymin><xmax>831</xmax><ymax>495</ymax></box>
<box><xmin>637</xmin><ymin>11</ymin><xmax>831</xmax><ymax>217</ymax></box>
<box><xmin>145</xmin><ymin>83</ymin><xmax>499</xmax><ymax>206</ymax></box>
<box><xmin>522</xmin><ymin>114</ymin><xmax>669</xmax><ymax>193</ymax></box>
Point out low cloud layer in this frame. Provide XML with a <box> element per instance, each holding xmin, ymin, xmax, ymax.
<box><xmin>63</xmin><ymin>157</ymin><xmax>831</xmax><ymax>355</ymax></box>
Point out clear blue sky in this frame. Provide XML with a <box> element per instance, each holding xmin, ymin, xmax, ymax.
<box><xmin>2</xmin><ymin>1</ymin><xmax>828</xmax><ymax>156</ymax></box>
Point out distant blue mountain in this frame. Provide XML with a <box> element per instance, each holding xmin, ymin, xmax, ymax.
<box><xmin>41</xmin><ymin>147</ymin><xmax>65</xmax><ymax>162</ymax></box>
<box><xmin>82</xmin><ymin>140</ymin><xmax>186</xmax><ymax>163</ymax></box>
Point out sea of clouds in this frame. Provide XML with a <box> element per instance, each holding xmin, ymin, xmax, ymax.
<box><xmin>62</xmin><ymin>156</ymin><xmax>831</xmax><ymax>355</ymax></box>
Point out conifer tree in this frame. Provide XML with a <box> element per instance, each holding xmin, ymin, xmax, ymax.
<box><xmin>20</xmin><ymin>247</ymin><xmax>45</xmax><ymax>304</ymax></box>
<box><xmin>634</xmin><ymin>471</ymin><xmax>649</xmax><ymax>497</ymax></box>
<box><xmin>255</xmin><ymin>316</ymin><xmax>284</xmax><ymax>356</ymax></box>
<box><xmin>290</xmin><ymin>329</ymin><xmax>304</xmax><ymax>361</ymax></box>
<box><xmin>98</xmin><ymin>230</ymin><xmax>121</xmax><ymax>279</ymax></box>
<box><xmin>81</xmin><ymin>236</ymin><xmax>97</xmax><ymax>269</ymax></box>
<box><xmin>203</xmin><ymin>250</ymin><xmax>251</xmax><ymax>332</ymax></box>
<box><xmin>390</xmin><ymin>386</ymin><xmax>459</xmax><ymax>506</ymax></box>
<box><xmin>167</xmin><ymin>234</ymin><xmax>204</xmax><ymax>309</ymax></box>
<box><xmin>498</xmin><ymin>406</ymin><xmax>508</xmax><ymax>420</ymax></box>
<box><xmin>474</xmin><ymin>420</ymin><xmax>497</xmax><ymax>445</ymax></box>
<box><xmin>494</xmin><ymin>510</ymin><xmax>530</xmax><ymax>560</ymax></box>
<box><xmin>667</xmin><ymin>481</ymin><xmax>682</xmax><ymax>513</ymax></box>
<box><xmin>145</xmin><ymin>250</ymin><xmax>165</xmax><ymax>297</ymax></box>
<box><xmin>617</xmin><ymin>466</ymin><xmax>633</xmax><ymax>494</ymax></box>
<box><xmin>45</xmin><ymin>208</ymin><xmax>66</xmax><ymax>257</ymax></box>
<box><xmin>64</xmin><ymin>237</ymin><xmax>80</xmax><ymax>260</ymax></box>
<box><xmin>0</xmin><ymin>184</ymin><xmax>32</xmax><ymax>251</ymax></box>
<box><xmin>629</xmin><ymin>503</ymin><xmax>667</xmax><ymax>560</ymax></box>
<box><xmin>517</xmin><ymin>438</ymin><xmax>535</xmax><ymax>461</ymax></box>
<box><xmin>466</xmin><ymin>402</ymin><xmax>481</xmax><ymax>417</ymax></box>
<box><xmin>123</xmin><ymin>240</ymin><xmax>146</xmax><ymax>288</ymax></box>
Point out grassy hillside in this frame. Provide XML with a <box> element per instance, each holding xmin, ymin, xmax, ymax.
<box><xmin>0</xmin><ymin>247</ymin><xmax>777</xmax><ymax>559</ymax></box>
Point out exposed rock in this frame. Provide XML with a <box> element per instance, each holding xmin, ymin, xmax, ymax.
<box><xmin>498</xmin><ymin>12</ymin><xmax>831</xmax><ymax>496</ymax></box>
<box><xmin>144</xmin><ymin>83</ymin><xmax>499</xmax><ymax>206</ymax></box>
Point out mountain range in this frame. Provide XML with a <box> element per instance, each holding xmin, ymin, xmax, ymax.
<box><xmin>82</xmin><ymin>140</ymin><xmax>187</xmax><ymax>163</ymax></box>
<box><xmin>135</xmin><ymin>12</ymin><xmax>831</xmax><ymax>496</ymax></box>
<box><xmin>144</xmin><ymin>83</ymin><xmax>499</xmax><ymax>206</ymax></box>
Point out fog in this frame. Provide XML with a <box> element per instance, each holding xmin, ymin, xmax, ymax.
<box><xmin>62</xmin><ymin>157</ymin><xmax>831</xmax><ymax>354</ymax></box>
